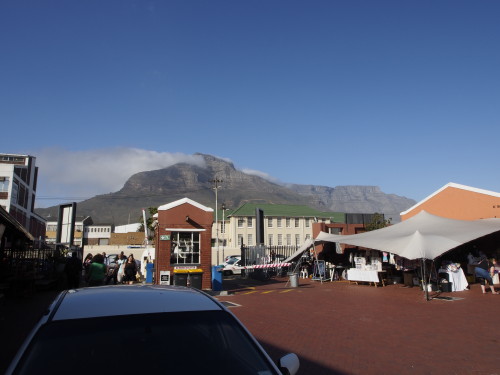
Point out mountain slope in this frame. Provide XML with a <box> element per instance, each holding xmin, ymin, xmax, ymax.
<box><xmin>36</xmin><ymin>154</ymin><xmax>416</xmax><ymax>225</ymax></box>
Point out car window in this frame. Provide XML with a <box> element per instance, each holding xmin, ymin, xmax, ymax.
<box><xmin>13</xmin><ymin>311</ymin><xmax>279</xmax><ymax>375</ymax></box>
<box><xmin>226</xmin><ymin>257</ymin><xmax>240</xmax><ymax>265</ymax></box>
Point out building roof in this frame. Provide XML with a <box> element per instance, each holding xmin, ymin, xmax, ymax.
<box><xmin>158</xmin><ymin>197</ymin><xmax>213</xmax><ymax>212</ymax></box>
<box><xmin>227</xmin><ymin>203</ymin><xmax>345</xmax><ymax>222</ymax></box>
<box><xmin>400</xmin><ymin>182</ymin><xmax>500</xmax><ymax>216</ymax></box>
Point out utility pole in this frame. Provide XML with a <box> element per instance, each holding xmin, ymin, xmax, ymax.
<box><xmin>211</xmin><ymin>178</ymin><xmax>223</xmax><ymax>264</ymax></box>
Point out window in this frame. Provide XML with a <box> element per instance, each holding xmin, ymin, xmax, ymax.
<box><xmin>0</xmin><ymin>177</ymin><xmax>9</xmax><ymax>192</ymax></box>
<box><xmin>221</xmin><ymin>220</ymin><xmax>225</xmax><ymax>234</ymax></box>
<box><xmin>11</xmin><ymin>180</ymin><xmax>19</xmax><ymax>204</ymax></box>
<box><xmin>238</xmin><ymin>234</ymin><xmax>243</xmax><ymax>246</ymax></box>
<box><xmin>305</xmin><ymin>218</ymin><xmax>310</xmax><ymax>227</ymax></box>
<box><xmin>295</xmin><ymin>234</ymin><xmax>300</xmax><ymax>246</ymax></box>
<box><xmin>247</xmin><ymin>234</ymin><xmax>253</xmax><ymax>246</ymax></box>
<box><xmin>295</xmin><ymin>218</ymin><xmax>300</xmax><ymax>228</ymax></box>
<box><xmin>170</xmin><ymin>232</ymin><xmax>200</xmax><ymax>264</ymax></box>
<box><xmin>277</xmin><ymin>217</ymin><xmax>282</xmax><ymax>228</ymax></box>
<box><xmin>305</xmin><ymin>234</ymin><xmax>311</xmax><ymax>241</ymax></box>
<box><xmin>286</xmin><ymin>218</ymin><xmax>291</xmax><ymax>228</ymax></box>
<box><xmin>237</xmin><ymin>218</ymin><xmax>244</xmax><ymax>228</ymax></box>
<box><xmin>277</xmin><ymin>234</ymin><xmax>283</xmax><ymax>246</ymax></box>
<box><xmin>286</xmin><ymin>234</ymin><xmax>291</xmax><ymax>246</ymax></box>
<box><xmin>267</xmin><ymin>217</ymin><xmax>273</xmax><ymax>228</ymax></box>
<box><xmin>247</xmin><ymin>217</ymin><xmax>253</xmax><ymax>228</ymax></box>
<box><xmin>267</xmin><ymin>234</ymin><xmax>273</xmax><ymax>246</ymax></box>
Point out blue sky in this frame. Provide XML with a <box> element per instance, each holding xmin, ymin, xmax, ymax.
<box><xmin>2</xmin><ymin>1</ymin><xmax>499</xmax><ymax>208</ymax></box>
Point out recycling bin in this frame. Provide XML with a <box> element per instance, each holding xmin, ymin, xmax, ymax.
<box><xmin>212</xmin><ymin>266</ymin><xmax>223</xmax><ymax>291</ymax></box>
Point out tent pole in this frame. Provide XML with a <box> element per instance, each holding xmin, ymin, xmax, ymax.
<box><xmin>422</xmin><ymin>258</ymin><xmax>430</xmax><ymax>301</ymax></box>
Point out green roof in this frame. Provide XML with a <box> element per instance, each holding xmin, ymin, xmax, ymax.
<box><xmin>225</xmin><ymin>203</ymin><xmax>345</xmax><ymax>222</ymax></box>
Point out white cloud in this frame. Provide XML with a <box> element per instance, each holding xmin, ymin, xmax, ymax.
<box><xmin>241</xmin><ymin>168</ymin><xmax>281</xmax><ymax>184</ymax></box>
<box><xmin>35</xmin><ymin>147</ymin><xmax>205</xmax><ymax>207</ymax></box>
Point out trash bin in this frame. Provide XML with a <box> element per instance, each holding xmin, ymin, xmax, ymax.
<box><xmin>212</xmin><ymin>266</ymin><xmax>223</xmax><ymax>291</ymax></box>
<box><xmin>173</xmin><ymin>270</ymin><xmax>189</xmax><ymax>286</ymax></box>
<box><xmin>188</xmin><ymin>269</ymin><xmax>203</xmax><ymax>290</ymax></box>
<box><xmin>145</xmin><ymin>263</ymin><xmax>154</xmax><ymax>283</ymax></box>
<box><xmin>289</xmin><ymin>273</ymin><xmax>299</xmax><ymax>288</ymax></box>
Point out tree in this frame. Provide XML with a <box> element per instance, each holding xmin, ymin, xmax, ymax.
<box><xmin>365</xmin><ymin>213</ymin><xmax>391</xmax><ymax>231</ymax></box>
<box><xmin>138</xmin><ymin>207</ymin><xmax>158</xmax><ymax>240</ymax></box>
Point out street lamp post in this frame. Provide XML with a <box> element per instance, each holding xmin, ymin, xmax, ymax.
<box><xmin>221</xmin><ymin>203</ymin><xmax>226</xmax><ymax>263</ymax></box>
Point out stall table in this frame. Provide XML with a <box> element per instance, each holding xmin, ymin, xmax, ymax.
<box><xmin>438</xmin><ymin>267</ymin><xmax>469</xmax><ymax>292</ymax></box>
<box><xmin>347</xmin><ymin>268</ymin><xmax>386</xmax><ymax>287</ymax></box>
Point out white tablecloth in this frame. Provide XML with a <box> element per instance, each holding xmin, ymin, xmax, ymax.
<box><xmin>439</xmin><ymin>267</ymin><xmax>468</xmax><ymax>291</ymax></box>
<box><xmin>347</xmin><ymin>269</ymin><xmax>380</xmax><ymax>283</ymax></box>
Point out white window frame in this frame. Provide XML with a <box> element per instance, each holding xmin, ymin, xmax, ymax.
<box><xmin>237</xmin><ymin>218</ymin><xmax>244</xmax><ymax>228</ymax></box>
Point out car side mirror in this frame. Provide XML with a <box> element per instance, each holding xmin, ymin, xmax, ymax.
<box><xmin>278</xmin><ymin>353</ymin><xmax>300</xmax><ymax>375</ymax></box>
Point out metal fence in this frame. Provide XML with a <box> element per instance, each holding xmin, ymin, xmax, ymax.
<box><xmin>0</xmin><ymin>245</ymin><xmax>78</xmax><ymax>296</ymax></box>
<box><xmin>241</xmin><ymin>245</ymin><xmax>300</xmax><ymax>266</ymax></box>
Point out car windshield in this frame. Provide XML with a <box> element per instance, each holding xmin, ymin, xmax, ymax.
<box><xmin>226</xmin><ymin>257</ymin><xmax>240</xmax><ymax>265</ymax></box>
<box><xmin>13</xmin><ymin>310</ymin><xmax>278</xmax><ymax>375</ymax></box>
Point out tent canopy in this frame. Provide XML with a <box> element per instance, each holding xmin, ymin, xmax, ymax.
<box><xmin>315</xmin><ymin>211</ymin><xmax>500</xmax><ymax>260</ymax></box>
<box><xmin>283</xmin><ymin>238</ymin><xmax>314</xmax><ymax>263</ymax></box>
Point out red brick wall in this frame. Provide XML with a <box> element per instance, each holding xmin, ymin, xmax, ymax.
<box><xmin>155</xmin><ymin>202</ymin><xmax>214</xmax><ymax>289</ymax></box>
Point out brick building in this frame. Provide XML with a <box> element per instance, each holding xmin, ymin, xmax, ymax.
<box><xmin>401</xmin><ymin>182</ymin><xmax>500</xmax><ymax>221</ymax></box>
<box><xmin>154</xmin><ymin>198</ymin><xmax>213</xmax><ymax>290</ymax></box>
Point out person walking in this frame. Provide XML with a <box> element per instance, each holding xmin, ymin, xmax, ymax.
<box><xmin>123</xmin><ymin>254</ymin><xmax>138</xmax><ymax>285</ymax></box>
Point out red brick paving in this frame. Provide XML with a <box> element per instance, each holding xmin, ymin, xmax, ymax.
<box><xmin>217</xmin><ymin>277</ymin><xmax>500</xmax><ymax>375</ymax></box>
<box><xmin>1</xmin><ymin>280</ymin><xmax>499</xmax><ymax>375</ymax></box>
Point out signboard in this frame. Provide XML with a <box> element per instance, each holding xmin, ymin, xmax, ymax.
<box><xmin>159</xmin><ymin>271</ymin><xmax>171</xmax><ymax>285</ymax></box>
<box><xmin>160</xmin><ymin>235</ymin><xmax>170</xmax><ymax>241</ymax></box>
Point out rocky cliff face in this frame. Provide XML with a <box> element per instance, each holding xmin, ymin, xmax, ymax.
<box><xmin>36</xmin><ymin>154</ymin><xmax>416</xmax><ymax>224</ymax></box>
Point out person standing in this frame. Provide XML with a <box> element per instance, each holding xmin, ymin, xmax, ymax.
<box><xmin>87</xmin><ymin>253</ymin><xmax>107</xmax><ymax>287</ymax></box>
<box><xmin>123</xmin><ymin>254</ymin><xmax>138</xmax><ymax>285</ymax></box>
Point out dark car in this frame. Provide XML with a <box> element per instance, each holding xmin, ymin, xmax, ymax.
<box><xmin>6</xmin><ymin>285</ymin><xmax>299</xmax><ymax>375</ymax></box>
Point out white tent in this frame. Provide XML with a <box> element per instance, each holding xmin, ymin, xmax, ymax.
<box><xmin>283</xmin><ymin>238</ymin><xmax>314</xmax><ymax>263</ymax></box>
<box><xmin>315</xmin><ymin>211</ymin><xmax>500</xmax><ymax>260</ymax></box>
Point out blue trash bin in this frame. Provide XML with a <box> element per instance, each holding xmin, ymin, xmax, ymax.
<box><xmin>145</xmin><ymin>263</ymin><xmax>154</xmax><ymax>283</ymax></box>
<box><xmin>212</xmin><ymin>266</ymin><xmax>223</xmax><ymax>291</ymax></box>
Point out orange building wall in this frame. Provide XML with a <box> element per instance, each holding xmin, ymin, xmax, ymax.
<box><xmin>401</xmin><ymin>186</ymin><xmax>500</xmax><ymax>221</ymax></box>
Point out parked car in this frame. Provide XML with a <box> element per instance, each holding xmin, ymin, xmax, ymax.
<box><xmin>224</xmin><ymin>254</ymin><xmax>240</xmax><ymax>264</ymax></box>
<box><xmin>222</xmin><ymin>257</ymin><xmax>244</xmax><ymax>276</ymax></box>
<box><xmin>6</xmin><ymin>285</ymin><xmax>299</xmax><ymax>375</ymax></box>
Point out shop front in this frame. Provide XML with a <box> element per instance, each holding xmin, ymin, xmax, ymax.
<box><xmin>154</xmin><ymin>198</ymin><xmax>214</xmax><ymax>290</ymax></box>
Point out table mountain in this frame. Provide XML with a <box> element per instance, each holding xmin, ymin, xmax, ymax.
<box><xmin>36</xmin><ymin>153</ymin><xmax>415</xmax><ymax>225</ymax></box>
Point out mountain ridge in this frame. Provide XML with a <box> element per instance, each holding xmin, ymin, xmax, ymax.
<box><xmin>36</xmin><ymin>154</ymin><xmax>416</xmax><ymax>225</ymax></box>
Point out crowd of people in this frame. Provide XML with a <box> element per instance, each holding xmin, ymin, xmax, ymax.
<box><xmin>67</xmin><ymin>251</ymin><xmax>141</xmax><ymax>288</ymax></box>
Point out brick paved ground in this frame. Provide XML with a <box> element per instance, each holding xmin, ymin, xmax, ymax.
<box><xmin>1</xmin><ymin>278</ymin><xmax>498</xmax><ymax>375</ymax></box>
<box><xmin>217</xmin><ymin>277</ymin><xmax>500</xmax><ymax>375</ymax></box>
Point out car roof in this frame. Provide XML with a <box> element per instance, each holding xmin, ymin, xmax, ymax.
<box><xmin>50</xmin><ymin>285</ymin><xmax>223</xmax><ymax>321</ymax></box>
